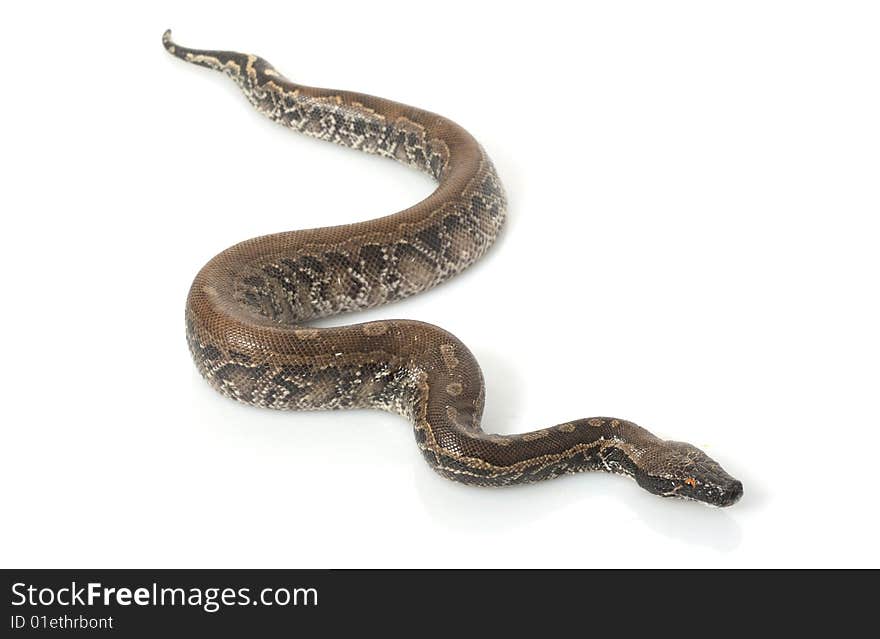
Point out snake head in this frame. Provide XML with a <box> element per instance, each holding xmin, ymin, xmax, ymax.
<box><xmin>635</xmin><ymin>441</ymin><xmax>743</xmax><ymax>507</ymax></box>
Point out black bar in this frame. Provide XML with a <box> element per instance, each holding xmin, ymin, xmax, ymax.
<box><xmin>1</xmin><ymin>569</ymin><xmax>873</xmax><ymax>635</ymax></box>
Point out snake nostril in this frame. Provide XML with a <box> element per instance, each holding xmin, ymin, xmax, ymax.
<box><xmin>723</xmin><ymin>480</ymin><xmax>744</xmax><ymax>506</ymax></box>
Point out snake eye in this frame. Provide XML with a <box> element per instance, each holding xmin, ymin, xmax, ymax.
<box><xmin>683</xmin><ymin>477</ymin><xmax>697</xmax><ymax>488</ymax></box>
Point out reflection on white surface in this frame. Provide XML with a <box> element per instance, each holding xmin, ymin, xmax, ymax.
<box><xmin>414</xmin><ymin>461</ymin><xmax>744</xmax><ymax>553</ymax></box>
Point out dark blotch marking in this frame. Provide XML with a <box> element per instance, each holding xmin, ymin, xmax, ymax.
<box><xmin>443</xmin><ymin>214</ymin><xmax>461</xmax><ymax>232</ymax></box>
<box><xmin>201</xmin><ymin>344</ymin><xmax>222</xmax><ymax>360</ymax></box>
<box><xmin>416</xmin><ymin>226</ymin><xmax>443</xmax><ymax>252</ymax></box>
<box><xmin>359</xmin><ymin>244</ymin><xmax>385</xmax><ymax>274</ymax></box>
<box><xmin>215</xmin><ymin>362</ymin><xmax>269</xmax><ymax>382</ymax></box>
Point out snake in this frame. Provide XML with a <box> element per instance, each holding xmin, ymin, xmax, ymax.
<box><xmin>164</xmin><ymin>30</ymin><xmax>743</xmax><ymax>507</ymax></box>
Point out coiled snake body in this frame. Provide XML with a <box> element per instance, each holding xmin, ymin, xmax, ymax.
<box><xmin>165</xmin><ymin>31</ymin><xmax>743</xmax><ymax>506</ymax></box>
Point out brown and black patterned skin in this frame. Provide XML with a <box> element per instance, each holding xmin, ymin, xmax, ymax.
<box><xmin>164</xmin><ymin>31</ymin><xmax>743</xmax><ymax>506</ymax></box>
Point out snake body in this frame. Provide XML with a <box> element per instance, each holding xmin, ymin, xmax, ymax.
<box><xmin>164</xmin><ymin>31</ymin><xmax>743</xmax><ymax>506</ymax></box>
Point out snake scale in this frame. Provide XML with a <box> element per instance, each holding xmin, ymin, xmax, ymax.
<box><xmin>164</xmin><ymin>31</ymin><xmax>743</xmax><ymax>507</ymax></box>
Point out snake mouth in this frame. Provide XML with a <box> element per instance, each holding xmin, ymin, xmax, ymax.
<box><xmin>678</xmin><ymin>478</ymin><xmax>744</xmax><ymax>507</ymax></box>
<box><xmin>637</xmin><ymin>472</ymin><xmax>744</xmax><ymax>507</ymax></box>
<box><xmin>717</xmin><ymin>480</ymin><xmax>744</xmax><ymax>507</ymax></box>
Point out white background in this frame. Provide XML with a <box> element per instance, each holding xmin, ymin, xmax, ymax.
<box><xmin>2</xmin><ymin>1</ymin><xmax>878</xmax><ymax>568</ymax></box>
